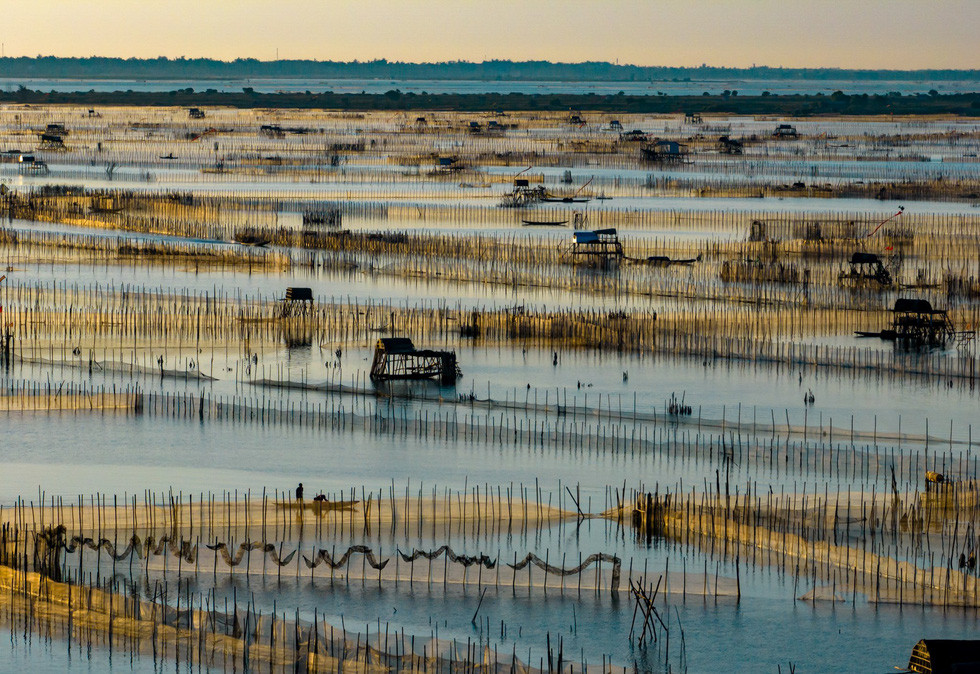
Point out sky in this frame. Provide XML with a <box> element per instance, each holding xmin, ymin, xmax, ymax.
<box><xmin>2</xmin><ymin>0</ymin><xmax>977</xmax><ymax>70</ymax></box>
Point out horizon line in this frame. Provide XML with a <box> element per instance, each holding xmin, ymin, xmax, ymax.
<box><xmin>2</xmin><ymin>56</ymin><xmax>980</xmax><ymax>74</ymax></box>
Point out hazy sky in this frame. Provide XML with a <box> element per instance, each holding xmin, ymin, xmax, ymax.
<box><xmin>3</xmin><ymin>0</ymin><xmax>976</xmax><ymax>69</ymax></box>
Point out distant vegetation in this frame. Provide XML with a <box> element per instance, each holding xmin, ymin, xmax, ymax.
<box><xmin>2</xmin><ymin>57</ymin><xmax>980</xmax><ymax>83</ymax></box>
<box><xmin>1</xmin><ymin>87</ymin><xmax>979</xmax><ymax>116</ymax></box>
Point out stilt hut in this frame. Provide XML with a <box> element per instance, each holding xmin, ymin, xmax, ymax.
<box><xmin>279</xmin><ymin>287</ymin><xmax>314</xmax><ymax>318</ymax></box>
<box><xmin>17</xmin><ymin>155</ymin><xmax>49</xmax><ymax>175</ymax></box>
<box><xmin>570</xmin><ymin>228</ymin><xmax>624</xmax><ymax>265</ymax></box>
<box><xmin>38</xmin><ymin>133</ymin><xmax>66</xmax><ymax>150</ymax></box>
<box><xmin>773</xmin><ymin>124</ymin><xmax>799</xmax><ymax>138</ymax></box>
<box><xmin>501</xmin><ymin>178</ymin><xmax>546</xmax><ymax>208</ymax></box>
<box><xmin>839</xmin><ymin>252</ymin><xmax>892</xmax><ymax>286</ymax></box>
<box><xmin>435</xmin><ymin>156</ymin><xmax>464</xmax><ymax>173</ymax></box>
<box><xmin>618</xmin><ymin>129</ymin><xmax>649</xmax><ymax>143</ymax></box>
<box><xmin>718</xmin><ymin>135</ymin><xmax>744</xmax><ymax>154</ymax></box>
<box><xmin>370</xmin><ymin>338</ymin><xmax>461</xmax><ymax>385</ymax></box>
<box><xmin>640</xmin><ymin>140</ymin><xmax>688</xmax><ymax>163</ymax></box>
<box><xmin>892</xmin><ymin>298</ymin><xmax>955</xmax><ymax>347</ymax></box>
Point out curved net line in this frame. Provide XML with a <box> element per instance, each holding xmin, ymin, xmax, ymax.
<box><xmin>397</xmin><ymin>545</ymin><xmax>496</xmax><ymax>569</ymax></box>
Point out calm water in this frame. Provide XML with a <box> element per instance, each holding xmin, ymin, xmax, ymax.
<box><xmin>2</xmin><ymin>76</ymin><xmax>979</xmax><ymax>97</ymax></box>
<box><xmin>7</xmin><ymin>332</ymin><xmax>977</xmax><ymax>442</ymax></box>
<box><xmin>7</xmin><ymin>456</ymin><xmax>978</xmax><ymax>673</ymax></box>
<box><xmin>0</xmin><ymin>633</ymin><xmax>171</xmax><ymax>673</ymax></box>
<box><xmin>3</xmin><ymin>111</ymin><xmax>980</xmax><ymax>672</ymax></box>
<box><xmin>5</xmin><ymin>163</ymin><xmax>979</xmax><ymax>219</ymax></box>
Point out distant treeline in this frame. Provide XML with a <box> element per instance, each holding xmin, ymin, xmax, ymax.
<box><xmin>3</xmin><ymin>87</ymin><xmax>979</xmax><ymax>116</ymax></box>
<box><xmin>3</xmin><ymin>57</ymin><xmax>980</xmax><ymax>82</ymax></box>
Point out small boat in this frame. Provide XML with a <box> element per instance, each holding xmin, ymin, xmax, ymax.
<box><xmin>855</xmin><ymin>330</ymin><xmax>897</xmax><ymax>340</ymax></box>
<box><xmin>159</xmin><ymin>153</ymin><xmax>177</xmax><ymax>160</ymax></box>
<box><xmin>644</xmin><ymin>254</ymin><xmax>702</xmax><ymax>266</ymax></box>
<box><xmin>522</xmin><ymin>219</ymin><xmax>568</xmax><ymax>227</ymax></box>
<box><xmin>276</xmin><ymin>499</ymin><xmax>359</xmax><ymax>513</ymax></box>
<box><xmin>541</xmin><ymin>196</ymin><xmax>591</xmax><ymax>203</ymax></box>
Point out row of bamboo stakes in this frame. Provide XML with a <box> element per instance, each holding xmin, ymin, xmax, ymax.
<box><xmin>0</xmin><ymin>474</ymin><xmax>975</xmax><ymax>671</ymax></box>
<box><xmin>12</xmin><ymin>155</ymin><xmax>979</xmax><ymax>205</ymax></box>
<box><xmin>2</xmin><ymin>277</ymin><xmax>978</xmax><ymax>383</ymax></box>
<box><xmin>0</xmin><ymin>562</ymin><xmax>637</xmax><ymax>673</ymax></box>
<box><xmin>1</xmin><ymin>375</ymin><xmax>978</xmax><ymax>519</ymax></box>
<box><xmin>3</xmin><ymin>106</ymin><xmax>979</xmax><ymax>196</ymax></box>
<box><xmin>5</xmin><ymin>105</ymin><xmax>980</xmax><ymax>671</ymax></box>
<box><xmin>12</xmin><ymin>185</ymin><xmax>980</xmax><ymax>241</ymax></box>
<box><xmin>3</xmin><ymin>475</ymin><xmax>978</xmax><ymax>609</ymax></box>
<box><xmin>11</xmin><ymin>190</ymin><xmax>980</xmax><ymax>311</ymax></box>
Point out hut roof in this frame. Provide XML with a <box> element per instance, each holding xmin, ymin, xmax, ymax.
<box><xmin>377</xmin><ymin>337</ymin><xmax>416</xmax><ymax>354</ymax></box>
<box><xmin>850</xmin><ymin>252</ymin><xmax>881</xmax><ymax>264</ymax></box>
<box><xmin>573</xmin><ymin>228</ymin><xmax>618</xmax><ymax>245</ymax></box>
<box><xmin>894</xmin><ymin>298</ymin><xmax>940</xmax><ymax>314</ymax></box>
<box><xmin>909</xmin><ymin>639</ymin><xmax>980</xmax><ymax>673</ymax></box>
<box><xmin>284</xmin><ymin>287</ymin><xmax>313</xmax><ymax>302</ymax></box>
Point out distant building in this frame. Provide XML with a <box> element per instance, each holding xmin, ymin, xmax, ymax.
<box><xmin>619</xmin><ymin>129</ymin><xmax>649</xmax><ymax>142</ymax></box>
<box><xmin>773</xmin><ymin>124</ymin><xmax>799</xmax><ymax>138</ymax></box>
<box><xmin>640</xmin><ymin>139</ymin><xmax>688</xmax><ymax>163</ymax></box>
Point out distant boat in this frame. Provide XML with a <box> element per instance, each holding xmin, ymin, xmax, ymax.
<box><xmin>855</xmin><ymin>330</ymin><xmax>897</xmax><ymax>340</ymax></box>
<box><xmin>276</xmin><ymin>499</ymin><xmax>359</xmax><ymax>512</ymax></box>
<box><xmin>522</xmin><ymin>219</ymin><xmax>568</xmax><ymax>227</ymax></box>
<box><xmin>644</xmin><ymin>254</ymin><xmax>701</xmax><ymax>266</ymax></box>
<box><xmin>541</xmin><ymin>196</ymin><xmax>591</xmax><ymax>203</ymax></box>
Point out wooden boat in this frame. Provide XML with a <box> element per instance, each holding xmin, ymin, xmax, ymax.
<box><xmin>276</xmin><ymin>499</ymin><xmax>359</xmax><ymax>513</ymax></box>
<box><xmin>541</xmin><ymin>196</ymin><xmax>590</xmax><ymax>203</ymax></box>
<box><xmin>522</xmin><ymin>219</ymin><xmax>568</xmax><ymax>227</ymax></box>
<box><xmin>643</xmin><ymin>254</ymin><xmax>701</xmax><ymax>266</ymax></box>
<box><xmin>854</xmin><ymin>330</ymin><xmax>897</xmax><ymax>340</ymax></box>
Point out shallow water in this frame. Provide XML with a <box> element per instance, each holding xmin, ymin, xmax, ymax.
<box><xmin>4</xmin><ymin>76</ymin><xmax>979</xmax><ymax>96</ymax></box>
<box><xmin>3</xmin><ymin>111</ymin><xmax>980</xmax><ymax>673</ymax></box>
<box><xmin>0</xmin><ymin>632</ymin><xmax>169</xmax><ymax>673</ymax></box>
<box><xmin>8</xmin><ymin>330</ymin><xmax>978</xmax><ymax>444</ymax></box>
<box><xmin>5</xmin><ymin>451</ymin><xmax>977</xmax><ymax>673</ymax></box>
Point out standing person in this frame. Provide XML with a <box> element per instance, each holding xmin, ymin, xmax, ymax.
<box><xmin>296</xmin><ymin>483</ymin><xmax>304</xmax><ymax>502</ymax></box>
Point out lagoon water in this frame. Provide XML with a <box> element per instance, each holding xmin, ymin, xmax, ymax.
<box><xmin>2</xmin><ymin>94</ymin><xmax>980</xmax><ymax>673</ymax></box>
<box><xmin>3</xmin><ymin>76</ymin><xmax>980</xmax><ymax>97</ymax></box>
